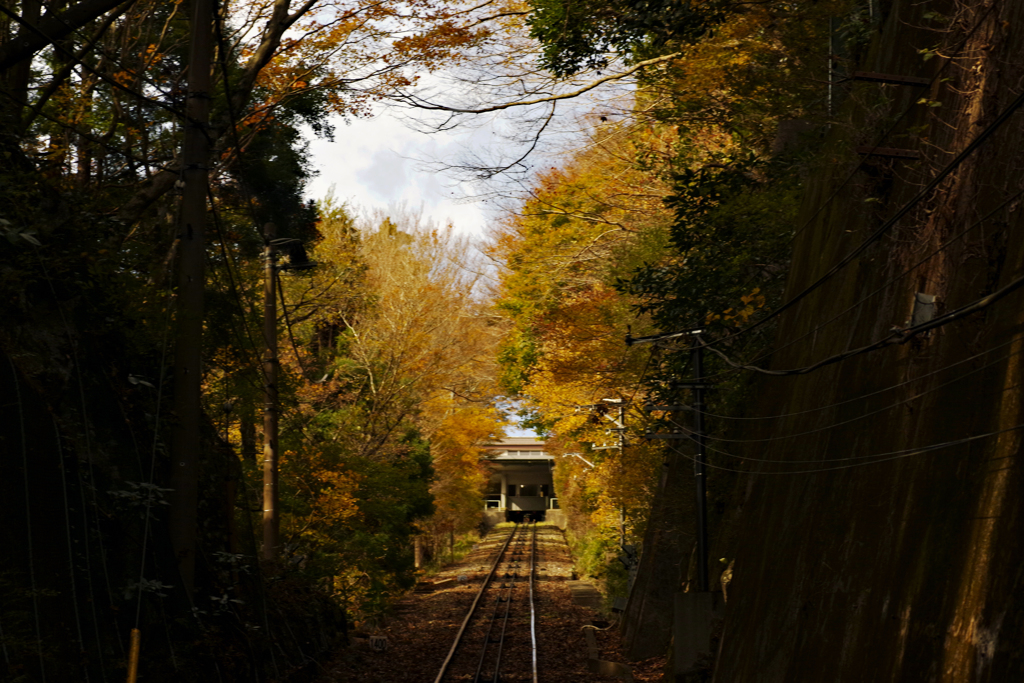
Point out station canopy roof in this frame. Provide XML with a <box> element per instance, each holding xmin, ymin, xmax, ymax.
<box><xmin>480</xmin><ymin>437</ymin><xmax>553</xmax><ymax>463</ymax></box>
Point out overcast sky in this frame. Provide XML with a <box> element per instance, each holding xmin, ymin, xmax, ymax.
<box><xmin>301</xmin><ymin>85</ymin><xmax>633</xmax><ymax>240</ymax></box>
<box><xmin>303</xmin><ymin>112</ymin><xmax>504</xmax><ymax>237</ymax></box>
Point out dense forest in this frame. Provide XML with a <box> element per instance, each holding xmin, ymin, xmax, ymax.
<box><xmin>0</xmin><ymin>0</ymin><xmax>512</xmax><ymax>678</ymax></box>
<box><xmin>3</xmin><ymin>0</ymin><xmax>1024</xmax><ymax>680</ymax></box>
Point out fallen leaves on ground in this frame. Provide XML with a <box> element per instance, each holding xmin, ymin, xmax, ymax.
<box><xmin>315</xmin><ymin>526</ymin><xmax>666</xmax><ymax>682</ymax></box>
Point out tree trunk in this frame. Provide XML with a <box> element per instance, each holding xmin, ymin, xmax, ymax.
<box><xmin>262</xmin><ymin>222</ymin><xmax>280</xmax><ymax>561</ymax></box>
<box><xmin>167</xmin><ymin>0</ymin><xmax>213</xmax><ymax>600</ymax></box>
<box><xmin>5</xmin><ymin>0</ymin><xmax>41</xmax><ymax>107</ymax></box>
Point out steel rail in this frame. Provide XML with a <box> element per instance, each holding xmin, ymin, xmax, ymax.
<box><xmin>491</xmin><ymin>523</ymin><xmax>539</xmax><ymax>683</ymax></box>
<box><xmin>473</xmin><ymin>564</ymin><xmax>519</xmax><ymax>683</ymax></box>
<box><xmin>490</xmin><ymin>545</ymin><xmax>519</xmax><ymax>683</ymax></box>
<box><xmin>433</xmin><ymin>524</ymin><xmax>519</xmax><ymax>683</ymax></box>
<box><xmin>529</xmin><ymin>523</ymin><xmax>538</xmax><ymax>683</ymax></box>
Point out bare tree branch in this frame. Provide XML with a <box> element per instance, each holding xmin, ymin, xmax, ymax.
<box><xmin>0</xmin><ymin>0</ymin><xmax>136</xmax><ymax>71</ymax></box>
<box><xmin>392</xmin><ymin>51</ymin><xmax>681</xmax><ymax>114</ymax></box>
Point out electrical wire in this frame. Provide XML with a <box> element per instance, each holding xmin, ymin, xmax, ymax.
<box><xmin>210</xmin><ymin>1</ymin><xmax>302</xmax><ymax>395</ymax></box>
<box><xmin>134</xmin><ymin>289</ymin><xmax>174</xmax><ymax>630</ymax></box>
<box><xmin>641</xmin><ymin>9</ymin><xmax>1023</xmax><ymax>358</ymax></box>
<box><xmin>276</xmin><ymin>271</ymin><xmax>312</xmax><ymax>380</ymax></box>
<box><xmin>77</xmin><ymin>445</ymin><xmax>110</xmax><ymax>683</ymax></box>
<box><xmin>0</xmin><ymin>84</ymin><xmax>161</xmax><ymax>167</ymax></box>
<box><xmin>198</xmin><ymin>40</ymin><xmax>289</xmax><ymax>651</ymax></box>
<box><xmin>707</xmin><ymin>183</ymin><xmax>1024</xmax><ymax>381</ymax></box>
<box><xmin>34</xmin><ymin>253</ymin><xmax>110</xmax><ymax>683</ymax></box>
<box><xmin>207</xmin><ymin>187</ymin><xmax>272</xmax><ymax>387</ymax></box>
<box><xmin>42</xmin><ymin>1</ymin><xmax>187</xmax><ymax>106</ymax></box>
<box><xmin>70</xmin><ymin>302</ymin><xmax>125</xmax><ymax>662</ymax></box>
<box><xmin>658</xmin><ymin>341</ymin><xmax>1024</xmax><ymax>444</ymax></box>
<box><xmin>213</xmin><ymin>5</ymin><xmax>271</xmax><ymax>227</ymax></box>
<box><xmin>663</xmin><ymin>418</ymin><xmax>1024</xmax><ymax>475</ymax></box>
<box><xmin>5</xmin><ymin>0</ymin><xmax>303</xmax><ymax>675</ymax></box>
<box><xmin>622</xmin><ymin>347</ymin><xmax>658</xmax><ymax>405</ymax></box>
<box><xmin>235</xmin><ymin>471</ymin><xmax>280</xmax><ymax>678</ymax></box>
<box><xmin>588</xmin><ymin>7</ymin><xmax>1004</xmax><ymax>404</ymax></box>
<box><xmin>21</xmin><ymin>2</ymin><xmax>128</xmax><ymax>129</ymax></box>
<box><xmin>676</xmin><ymin>372</ymin><xmax>1021</xmax><ymax>450</ymax></box>
<box><xmin>787</xmin><ymin>1</ymin><xmax>999</xmax><ymax>244</ymax></box>
<box><xmin>640</xmin><ymin>278</ymin><xmax>1024</xmax><ymax>454</ymax></box>
<box><xmin>706</xmin><ymin>79</ymin><xmax>1024</xmax><ymax>354</ymax></box>
<box><xmin>699</xmin><ymin>264</ymin><xmax>1024</xmax><ymax>377</ymax></box>
<box><xmin>667</xmin><ymin>331</ymin><xmax>1024</xmax><ymax>423</ymax></box>
<box><xmin>633</xmin><ymin>170</ymin><xmax>1024</xmax><ymax>403</ymax></box>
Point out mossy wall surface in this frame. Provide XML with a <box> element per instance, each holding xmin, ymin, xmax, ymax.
<box><xmin>714</xmin><ymin>1</ymin><xmax>1024</xmax><ymax>680</ymax></box>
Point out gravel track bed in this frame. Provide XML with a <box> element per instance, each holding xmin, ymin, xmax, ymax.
<box><xmin>316</xmin><ymin>524</ymin><xmax>666</xmax><ymax>682</ymax></box>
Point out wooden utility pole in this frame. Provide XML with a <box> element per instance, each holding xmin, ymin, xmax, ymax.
<box><xmin>690</xmin><ymin>338</ymin><xmax>709</xmax><ymax>592</ymax></box>
<box><xmin>167</xmin><ymin>0</ymin><xmax>214</xmax><ymax>598</ymax></box>
<box><xmin>262</xmin><ymin>223</ymin><xmax>280</xmax><ymax>560</ymax></box>
<box><xmin>626</xmin><ymin>327</ymin><xmax>711</xmax><ymax>590</ymax></box>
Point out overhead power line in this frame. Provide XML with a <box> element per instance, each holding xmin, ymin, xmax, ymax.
<box><xmin>656</xmin><ymin>339</ymin><xmax>1023</xmax><ymax>444</ymax></box>
<box><xmin>718</xmin><ymin>184</ymin><xmax>1024</xmax><ymax>380</ymax></box>
<box><xmin>698</xmin><ymin>77</ymin><xmax>1024</xmax><ymax>354</ymax></box>
<box><xmin>669</xmin><ymin>332</ymin><xmax>1024</xmax><ymax>424</ymax></box>
<box><xmin>626</xmin><ymin>11</ymin><xmax>1020</xmax><ymax>361</ymax></box>
<box><xmin>702</xmin><ymin>267</ymin><xmax>1024</xmax><ymax>377</ymax></box>
<box><xmin>664</xmin><ymin>420</ymin><xmax>1024</xmax><ymax>475</ymax></box>
<box><xmin>786</xmin><ymin>2</ymin><xmax>999</xmax><ymax>244</ymax></box>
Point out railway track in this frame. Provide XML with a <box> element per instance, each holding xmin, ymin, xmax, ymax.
<box><xmin>434</xmin><ymin>523</ymin><xmax>539</xmax><ymax>683</ymax></box>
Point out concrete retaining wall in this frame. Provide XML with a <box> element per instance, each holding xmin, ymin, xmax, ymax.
<box><xmin>545</xmin><ymin>509</ymin><xmax>567</xmax><ymax>529</ymax></box>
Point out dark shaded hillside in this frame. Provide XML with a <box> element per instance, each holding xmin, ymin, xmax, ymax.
<box><xmin>0</xmin><ymin>245</ymin><xmax>348</xmax><ymax>681</ymax></box>
<box><xmin>713</xmin><ymin>0</ymin><xmax>1024</xmax><ymax>679</ymax></box>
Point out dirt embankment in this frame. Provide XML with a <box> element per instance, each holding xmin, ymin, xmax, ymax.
<box><xmin>712</xmin><ymin>1</ymin><xmax>1024</xmax><ymax>681</ymax></box>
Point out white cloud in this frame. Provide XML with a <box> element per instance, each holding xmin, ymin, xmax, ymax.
<box><xmin>303</xmin><ymin>114</ymin><xmax>493</xmax><ymax>237</ymax></box>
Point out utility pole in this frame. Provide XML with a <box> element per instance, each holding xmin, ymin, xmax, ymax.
<box><xmin>614</xmin><ymin>401</ymin><xmax>626</xmax><ymax>451</ymax></box>
<box><xmin>690</xmin><ymin>337</ymin><xmax>709</xmax><ymax>592</ymax></box>
<box><xmin>582</xmin><ymin>397</ymin><xmax>627</xmax><ymax>452</ymax></box>
<box><xmin>593</xmin><ymin>401</ymin><xmax>627</xmax><ymax>547</ymax></box>
<box><xmin>628</xmin><ymin>327</ymin><xmax>711</xmax><ymax>591</ymax></box>
<box><xmin>262</xmin><ymin>223</ymin><xmax>280</xmax><ymax>560</ymax></box>
<box><xmin>167</xmin><ymin>0</ymin><xmax>214</xmax><ymax>598</ymax></box>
